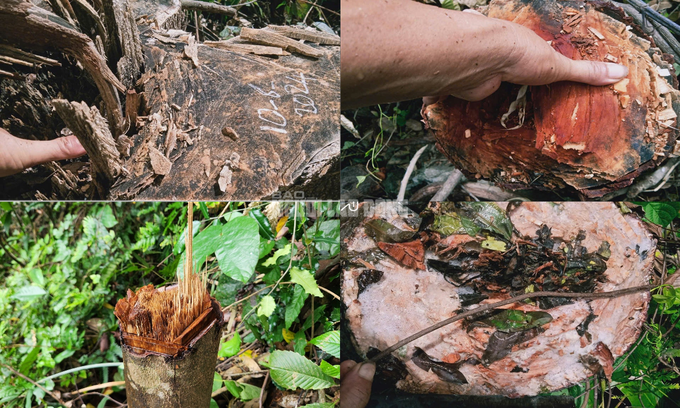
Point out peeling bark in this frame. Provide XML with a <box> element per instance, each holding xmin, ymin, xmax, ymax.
<box><xmin>52</xmin><ymin>99</ymin><xmax>123</xmax><ymax>195</ymax></box>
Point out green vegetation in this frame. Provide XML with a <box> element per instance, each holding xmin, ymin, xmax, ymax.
<box><xmin>0</xmin><ymin>202</ymin><xmax>340</xmax><ymax>407</ymax></box>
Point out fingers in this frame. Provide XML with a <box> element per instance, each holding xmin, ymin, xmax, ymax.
<box><xmin>22</xmin><ymin>136</ymin><xmax>87</xmax><ymax>169</ymax></box>
<box><xmin>557</xmin><ymin>57</ymin><xmax>629</xmax><ymax>86</ymax></box>
<box><xmin>340</xmin><ymin>361</ymin><xmax>375</xmax><ymax>408</ymax></box>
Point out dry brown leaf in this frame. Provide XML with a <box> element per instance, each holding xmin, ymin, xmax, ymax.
<box><xmin>377</xmin><ymin>240</ymin><xmax>426</xmax><ymax>270</ymax></box>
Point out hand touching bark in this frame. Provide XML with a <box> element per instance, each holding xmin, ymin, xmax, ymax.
<box><xmin>0</xmin><ymin>128</ymin><xmax>86</xmax><ymax>177</ymax></box>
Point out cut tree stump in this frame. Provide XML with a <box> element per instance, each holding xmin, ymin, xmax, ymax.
<box><xmin>342</xmin><ymin>202</ymin><xmax>654</xmax><ymax>396</ymax></box>
<box><xmin>110</xmin><ymin>30</ymin><xmax>340</xmax><ymax>200</ymax></box>
<box><xmin>121</xmin><ymin>295</ymin><xmax>224</xmax><ymax>408</ymax></box>
<box><xmin>423</xmin><ymin>0</ymin><xmax>680</xmax><ymax>198</ymax></box>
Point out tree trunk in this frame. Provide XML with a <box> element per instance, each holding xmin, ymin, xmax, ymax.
<box><xmin>342</xmin><ymin>202</ymin><xmax>654</xmax><ymax>397</ymax></box>
<box><xmin>122</xmin><ymin>296</ymin><xmax>224</xmax><ymax>408</ymax></box>
<box><xmin>423</xmin><ymin>0</ymin><xmax>680</xmax><ymax>198</ymax></box>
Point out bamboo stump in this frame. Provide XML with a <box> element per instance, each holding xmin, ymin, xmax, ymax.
<box><xmin>120</xmin><ymin>295</ymin><xmax>224</xmax><ymax>407</ymax></box>
<box><xmin>342</xmin><ymin>202</ymin><xmax>654</xmax><ymax>396</ymax></box>
<box><xmin>423</xmin><ymin>0</ymin><xmax>680</xmax><ymax>198</ymax></box>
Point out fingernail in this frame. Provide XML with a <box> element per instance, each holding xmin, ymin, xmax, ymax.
<box><xmin>606</xmin><ymin>63</ymin><xmax>628</xmax><ymax>80</ymax></box>
<box><xmin>358</xmin><ymin>362</ymin><xmax>376</xmax><ymax>380</ymax></box>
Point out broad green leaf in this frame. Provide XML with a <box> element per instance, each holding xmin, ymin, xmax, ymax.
<box><xmin>259</xmin><ymin>239</ymin><xmax>276</xmax><ymax>259</ymax></box>
<box><xmin>269</xmin><ymin>350</ymin><xmax>335</xmax><ymax>390</ymax></box>
<box><xmin>249</xmin><ymin>209</ymin><xmax>275</xmax><ymax>240</ymax></box>
<box><xmin>320</xmin><ymin>360</ymin><xmax>340</xmax><ymax>379</ymax></box>
<box><xmin>290</xmin><ymin>267</ymin><xmax>323</xmax><ymax>298</ymax></box>
<box><xmin>98</xmin><ymin>205</ymin><xmax>118</xmax><ymax>228</ymax></box>
<box><xmin>0</xmin><ymin>202</ymin><xmax>11</xmax><ymax>211</ymax></box>
<box><xmin>11</xmin><ymin>286</ymin><xmax>47</xmax><ymax>302</ymax></box>
<box><xmin>210</xmin><ymin>399</ymin><xmax>219</xmax><ymax>408</ymax></box>
<box><xmin>218</xmin><ymin>332</ymin><xmax>241</xmax><ymax>358</ymax></box>
<box><xmin>215</xmin><ymin>217</ymin><xmax>260</xmax><ymax>283</ymax></box>
<box><xmin>212</xmin><ymin>372</ymin><xmax>223</xmax><ymax>392</ymax></box>
<box><xmin>19</xmin><ymin>347</ymin><xmax>39</xmax><ymax>375</ymax></box>
<box><xmin>263</xmin><ymin>245</ymin><xmax>291</xmax><ymax>267</ymax></box>
<box><xmin>257</xmin><ymin>295</ymin><xmax>277</xmax><ymax>317</ymax></box>
<box><xmin>237</xmin><ymin>383</ymin><xmax>262</xmax><ymax>401</ymax></box>
<box><xmin>224</xmin><ymin>380</ymin><xmax>241</xmax><ymax>398</ymax></box>
<box><xmin>285</xmin><ymin>284</ymin><xmax>308</xmax><ymax>329</ymax></box>
<box><xmin>176</xmin><ymin>224</ymin><xmax>223</xmax><ymax>275</ymax></box>
<box><xmin>642</xmin><ymin>202</ymin><xmax>679</xmax><ymax>227</ymax></box>
<box><xmin>309</xmin><ymin>331</ymin><xmax>340</xmax><ymax>358</ymax></box>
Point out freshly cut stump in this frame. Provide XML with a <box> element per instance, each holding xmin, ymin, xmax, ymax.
<box><xmin>423</xmin><ymin>0</ymin><xmax>680</xmax><ymax>198</ymax></box>
<box><xmin>342</xmin><ymin>202</ymin><xmax>654</xmax><ymax>397</ymax></box>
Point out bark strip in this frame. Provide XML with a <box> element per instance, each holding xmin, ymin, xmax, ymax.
<box><xmin>240</xmin><ymin>27</ymin><xmax>324</xmax><ymax>58</ymax></box>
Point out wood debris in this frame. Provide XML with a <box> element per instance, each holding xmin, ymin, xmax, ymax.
<box><xmin>240</xmin><ymin>27</ymin><xmax>324</xmax><ymax>59</ymax></box>
<box><xmin>221</xmin><ymin>126</ymin><xmax>239</xmax><ymax>141</ymax></box>
<box><xmin>149</xmin><ymin>146</ymin><xmax>172</xmax><ymax>175</ymax></box>
<box><xmin>203</xmin><ymin>41</ymin><xmax>289</xmax><ymax>56</ymax></box>
<box><xmin>267</xmin><ymin>25</ymin><xmax>340</xmax><ymax>45</ymax></box>
<box><xmin>183</xmin><ymin>35</ymin><xmax>199</xmax><ymax>67</ymax></box>
<box><xmin>588</xmin><ymin>27</ymin><xmax>606</xmax><ymax>40</ymax></box>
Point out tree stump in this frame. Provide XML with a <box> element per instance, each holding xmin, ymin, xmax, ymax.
<box><xmin>342</xmin><ymin>202</ymin><xmax>654</xmax><ymax>396</ymax></box>
<box><xmin>110</xmin><ymin>32</ymin><xmax>340</xmax><ymax>200</ymax></box>
<box><xmin>423</xmin><ymin>0</ymin><xmax>680</xmax><ymax>198</ymax></box>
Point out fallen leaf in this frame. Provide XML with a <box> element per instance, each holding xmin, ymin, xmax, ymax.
<box><xmin>148</xmin><ymin>146</ymin><xmax>172</xmax><ymax>175</ymax></box>
<box><xmin>377</xmin><ymin>240</ymin><xmax>425</xmax><ymax>270</ymax></box>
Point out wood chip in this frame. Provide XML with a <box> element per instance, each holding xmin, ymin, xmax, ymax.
<box><xmin>613</xmin><ymin>78</ymin><xmax>629</xmax><ymax>93</ymax></box>
<box><xmin>203</xmin><ymin>41</ymin><xmax>289</xmax><ymax>56</ymax></box>
<box><xmin>658</xmin><ymin>108</ymin><xmax>677</xmax><ymax>121</ymax></box>
<box><xmin>266</xmin><ymin>25</ymin><xmax>340</xmax><ymax>45</ymax></box>
<box><xmin>217</xmin><ymin>165</ymin><xmax>232</xmax><ymax>193</ymax></box>
<box><xmin>604</xmin><ymin>53</ymin><xmax>618</xmax><ymax>63</ymax></box>
<box><xmin>619</xmin><ymin>94</ymin><xmax>630</xmax><ymax>109</ymax></box>
<box><xmin>239</xmin><ymin>27</ymin><xmax>323</xmax><ymax>59</ymax></box>
<box><xmin>221</xmin><ymin>126</ymin><xmax>239</xmax><ymax>141</ymax></box>
<box><xmin>183</xmin><ymin>35</ymin><xmax>199</xmax><ymax>67</ymax></box>
<box><xmin>149</xmin><ymin>146</ymin><xmax>172</xmax><ymax>175</ymax></box>
<box><xmin>588</xmin><ymin>27</ymin><xmax>605</xmax><ymax>40</ymax></box>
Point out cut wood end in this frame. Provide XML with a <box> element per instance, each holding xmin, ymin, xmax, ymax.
<box><xmin>613</xmin><ymin>78</ymin><xmax>629</xmax><ymax>93</ymax></box>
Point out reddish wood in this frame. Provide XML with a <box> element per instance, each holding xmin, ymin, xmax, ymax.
<box><xmin>423</xmin><ymin>0</ymin><xmax>680</xmax><ymax>197</ymax></box>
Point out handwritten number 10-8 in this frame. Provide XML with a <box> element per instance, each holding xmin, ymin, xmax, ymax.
<box><xmin>249</xmin><ymin>73</ymin><xmax>320</xmax><ymax>134</ymax></box>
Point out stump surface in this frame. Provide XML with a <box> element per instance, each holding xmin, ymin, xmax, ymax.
<box><xmin>343</xmin><ymin>202</ymin><xmax>654</xmax><ymax>396</ymax></box>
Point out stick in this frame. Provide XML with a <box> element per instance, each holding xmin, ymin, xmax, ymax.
<box><xmin>258</xmin><ymin>370</ymin><xmax>270</xmax><ymax>408</ymax></box>
<box><xmin>180</xmin><ymin>0</ymin><xmax>237</xmax><ymax>16</ymax></box>
<box><xmin>430</xmin><ymin>169</ymin><xmax>464</xmax><ymax>202</ymax></box>
<box><xmin>397</xmin><ymin>144</ymin><xmax>428</xmax><ymax>201</ymax></box>
<box><xmin>366</xmin><ymin>284</ymin><xmax>654</xmax><ymax>363</ymax></box>
<box><xmin>2</xmin><ymin>363</ymin><xmax>68</xmax><ymax>407</ymax></box>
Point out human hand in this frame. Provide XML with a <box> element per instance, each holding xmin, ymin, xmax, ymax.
<box><xmin>0</xmin><ymin>128</ymin><xmax>86</xmax><ymax>177</ymax></box>
<box><xmin>342</xmin><ymin>0</ymin><xmax>630</xmax><ymax>109</ymax></box>
<box><xmin>340</xmin><ymin>360</ymin><xmax>375</xmax><ymax>408</ymax></box>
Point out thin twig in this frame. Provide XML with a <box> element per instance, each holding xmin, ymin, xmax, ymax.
<box><xmin>298</xmin><ymin>0</ymin><xmax>339</xmax><ymax>15</ymax></box>
<box><xmin>397</xmin><ymin>144</ymin><xmax>428</xmax><ymax>201</ymax></box>
<box><xmin>366</xmin><ymin>285</ymin><xmax>654</xmax><ymax>363</ymax></box>
<box><xmin>69</xmin><ymin>380</ymin><xmax>126</xmax><ymax>394</ymax></box>
<box><xmin>430</xmin><ymin>169</ymin><xmax>464</xmax><ymax>202</ymax></box>
<box><xmin>2</xmin><ymin>363</ymin><xmax>68</xmax><ymax>407</ymax></box>
<box><xmin>259</xmin><ymin>370</ymin><xmax>270</xmax><ymax>408</ymax></box>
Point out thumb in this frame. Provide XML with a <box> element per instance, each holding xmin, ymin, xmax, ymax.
<box><xmin>21</xmin><ymin>136</ymin><xmax>87</xmax><ymax>169</ymax></box>
<box><xmin>556</xmin><ymin>55</ymin><xmax>629</xmax><ymax>86</ymax></box>
<box><xmin>340</xmin><ymin>361</ymin><xmax>375</xmax><ymax>408</ymax></box>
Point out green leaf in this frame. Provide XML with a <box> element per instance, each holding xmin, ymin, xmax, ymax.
<box><xmin>309</xmin><ymin>331</ymin><xmax>340</xmax><ymax>358</ymax></box>
<box><xmin>19</xmin><ymin>347</ymin><xmax>39</xmax><ymax>375</ymax></box>
<box><xmin>11</xmin><ymin>286</ymin><xmax>47</xmax><ymax>302</ymax></box>
<box><xmin>290</xmin><ymin>267</ymin><xmax>323</xmax><ymax>298</ymax></box>
<box><xmin>210</xmin><ymin>399</ymin><xmax>219</xmax><ymax>408</ymax></box>
<box><xmin>212</xmin><ymin>372</ymin><xmax>223</xmax><ymax>392</ymax></box>
<box><xmin>249</xmin><ymin>209</ymin><xmax>275</xmax><ymax>240</ymax></box>
<box><xmin>237</xmin><ymin>383</ymin><xmax>262</xmax><ymax>401</ymax></box>
<box><xmin>269</xmin><ymin>350</ymin><xmax>336</xmax><ymax>390</ymax></box>
<box><xmin>257</xmin><ymin>295</ymin><xmax>277</xmax><ymax>318</ymax></box>
<box><xmin>293</xmin><ymin>330</ymin><xmax>307</xmax><ymax>355</ymax></box>
<box><xmin>224</xmin><ymin>380</ymin><xmax>241</xmax><ymax>398</ymax></box>
<box><xmin>320</xmin><ymin>360</ymin><xmax>340</xmax><ymax>379</ymax></box>
<box><xmin>0</xmin><ymin>202</ymin><xmax>12</xmax><ymax>211</ymax></box>
<box><xmin>642</xmin><ymin>202</ymin><xmax>680</xmax><ymax>227</ymax></box>
<box><xmin>215</xmin><ymin>217</ymin><xmax>260</xmax><ymax>283</ymax></box>
<box><xmin>176</xmin><ymin>224</ymin><xmax>223</xmax><ymax>275</ymax></box>
<box><xmin>98</xmin><ymin>205</ymin><xmax>118</xmax><ymax>228</ymax></box>
<box><xmin>263</xmin><ymin>245</ymin><xmax>291</xmax><ymax>267</ymax></box>
<box><xmin>481</xmin><ymin>236</ymin><xmax>507</xmax><ymax>251</ymax></box>
<box><xmin>356</xmin><ymin>175</ymin><xmax>367</xmax><ymax>187</ymax></box>
<box><xmin>285</xmin><ymin>284</ymin><xmax>308</xmax><ymax>329</ymax></box>
<box><xmin>218</xmin><ymin>332</ymin><xmax>241</xmax><ymax>358</ymax></box>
